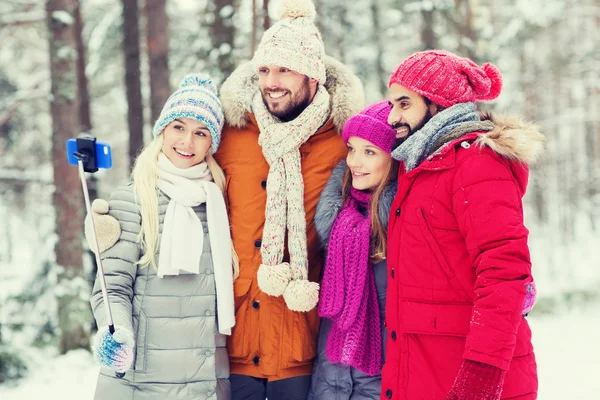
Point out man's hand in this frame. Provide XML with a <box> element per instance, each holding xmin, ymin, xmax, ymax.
<box><xmin>85</xmin><ymin>199</ymin><xmax>121</xmax><ymax>254</ymax></box>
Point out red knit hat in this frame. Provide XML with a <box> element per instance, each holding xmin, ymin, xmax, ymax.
<box><xmin>388</xmin><ymin>50</ymin><xmax>503</xmax><ymax>108</ymax></box>
<box><xmin>342</xmin><ymin>101</ymin><xmax>396</xmax><ymax>154</ymax></box>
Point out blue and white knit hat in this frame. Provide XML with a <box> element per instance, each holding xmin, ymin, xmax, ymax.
<box><xmin>152</xmin><ymin>74</ymin><xmax>225</xmax><ymax>154</ymax></box>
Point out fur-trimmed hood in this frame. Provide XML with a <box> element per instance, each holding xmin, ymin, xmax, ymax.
<box><xmin>314</xmin><ymin>160</ymin><xmax>397</xmax><ymax>249</ymax></box>
<box><xmin>219</xmin><ymin>55</ymin><xmax>365</xmax><ymax>132</ymax></box>
<box><xmin>474</xmin><ymin>112</ymin><xmax>546</xmax><ymax>165</ymax></box>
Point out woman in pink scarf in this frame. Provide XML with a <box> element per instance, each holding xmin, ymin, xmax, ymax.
<box><xmin>308</xmin><ymin>101</ymin><xmax>399</xmax><ymax>400</ymax></box>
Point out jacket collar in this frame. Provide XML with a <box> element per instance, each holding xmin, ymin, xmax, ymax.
<box><xmin>404</xmin><ymin>113</ymin><xmax>546</xmax><ymax>176</ymax></box>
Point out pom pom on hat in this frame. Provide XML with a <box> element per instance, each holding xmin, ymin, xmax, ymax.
<box><xmin>480</xmin><ymin>63</ymin><xmax>503</xmax><ymax>101</ymax></box>
<box><xmin>388</xmin><ymin>50</ymin><xmax>503</xmax><ymax>108</ymax></box>
<box><xmin>152</xmin><ymin>73</ymin><xmax>224</xmax><ymax>154</ymax></box>
<box><xmin>178</xmin><ymin>74</ymin><xmax>219</xmax><ymax>93</ymax></box>
<box><xmin>278</xmin><ymin>0</ymin><xmax>316</xmax><ymax>21</ymax></box>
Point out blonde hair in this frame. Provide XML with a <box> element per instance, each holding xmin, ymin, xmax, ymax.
<box><xmin>341</xmin><ymin>158</ymin><xmax>399</xmax><ymax>263</ymax></box>
<box><xmin>131</xmin><ymin>135</ymin><xmax>239</xmax><ymax>279</ymax></box>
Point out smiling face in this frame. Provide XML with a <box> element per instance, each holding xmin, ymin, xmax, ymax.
<box><xmin>387</xmin><ymin>83</ymin><xmax>439</xmax><ymax>147</ymax></box>
<box><xmin>346</xmin><ymin>136</ymin><xmax>392</xmax><ymax>191</ymax></box>
<box><xmin>257</xmin><ymin>65</ymin><xmax>318</xmax><ymax>122</ymax></box>
<box><xmin>161</xmin><ymin>118</ymin><xmax>212</xmax><ymax>168</ymax></box>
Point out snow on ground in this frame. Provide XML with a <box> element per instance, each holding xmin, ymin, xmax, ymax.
<box><xmin>0</xmin><ymin>349</ymin><xmax>98</xmax><ymax>400</ymax></box>
<box><xmin>0</xmin><ymin>302</ymin><xmax>598</xmax><ymax>399</ymax></box>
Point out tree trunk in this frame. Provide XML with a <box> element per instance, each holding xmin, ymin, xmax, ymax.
<box><xmin>211</xmin><ymin>0</ymin><xmax>236</xmax><ymax>79</ymax></box>
<box><xmin>421</xmin><ymin>8</ymin><xmax>436</xmax><ymax>50</ymax></box>
<box><xmin>46</xmin><ymin>0</ymin><xmax>88</xmax><ymax>354</ymax></box>
<box><xmin>73</xmin><ymin>0</ymin><xmax>96</xmax><ymax>203</ymax></box>
<box><xmin>145</xmin><ymin>0</ymin><xmax>170</xmax><ymax>124</ymax></box>
<box><xmin>122</xmin><ymin>0</ymin><xmax>144</xmax><ymax>170</ymax></box>
<box><xmin>314</xmin><ymin>0</ymin><xmax>324</xmax><ymax>36</ymax></box>
<box><xmin>371</xmin><ymin>0</ymin><xmax>387</xmax><ymax>96</ymax></box>
<box><xmin>74</xmin><ymin>0</ymin><xmax>91</xmax><ymax>134</ymax></box>
<box><xmin>251</xmin><ymin>0</ymin><xmax>258</xmax><ymax>54</ymax></box>
<box><xmin>263</xmin><ymin>0</ymin><xmax>270</xmax><ymax>32</ymax></box>
<box><xmin>454</xmin><ymin>0</ymin><xmax>477</xmax><ymax>60</ymax></box>
<box><xmin>73</xmin><ymin>0</ymin><xmax>99</xmax><ymax>332</ymax></box>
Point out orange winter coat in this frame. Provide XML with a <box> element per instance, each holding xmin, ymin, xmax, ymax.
<box><xmin>215</xmin><ymin>57</ymin><xmax>364</xmax><ymax>380</ymax></box>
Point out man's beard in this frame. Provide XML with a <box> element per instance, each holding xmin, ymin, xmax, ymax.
<box><xmin>392</xmin><ymin>108</ymin><xmax>433</xmax><ymax>150</ymax></box>
<box><xmin>261</xmin><ymin>77</ymin><xmax>312</xmax><ymax>122</ymax></box>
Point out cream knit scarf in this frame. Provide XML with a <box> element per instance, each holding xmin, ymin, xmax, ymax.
<box><xmin>252</xmin><ymin>85</ymin><xmax>331</xmax><ymax>312</ymax></box>
<box><xmin>156</xmin><ymin>153</ymin><xmax>235</xmax><ymax>335</ymax></box>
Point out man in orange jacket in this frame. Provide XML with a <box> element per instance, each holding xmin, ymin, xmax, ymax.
<box><xmin>215</xmin><ymin>0</ymin><xmax>364</xmax><ymax>398</ymax></box>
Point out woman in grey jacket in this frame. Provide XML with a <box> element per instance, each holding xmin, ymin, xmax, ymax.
<box><xmin>308</xmin><ymin>102</ymin><xmax>398</xmax><ymax>400</ymax></box>
<box><xmin>90</xmin><ymin>74</ymin><xmax>237</xmax><ymax>400</ymax></box>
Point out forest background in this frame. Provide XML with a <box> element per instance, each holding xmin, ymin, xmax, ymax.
<box><xmin>0</xmin><ymin>0</ymin><xmax>598</xmax><ymax>393</ymax></box>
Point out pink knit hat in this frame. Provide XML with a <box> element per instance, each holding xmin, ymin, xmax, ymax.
<box><xmin>342</xmin><ymin>101</ymin><xmax>397</xmax><ymax>154</ymax></box>
<box><xmin>388</xmin><ymin>50</ymin><xmax>503</xmax><ymax>108</ymax></box>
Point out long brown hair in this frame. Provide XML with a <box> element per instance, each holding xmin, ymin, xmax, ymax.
<box><xmin>341</xmin><ymin>159</ymin><xmax>399</xmax><ymax>263</ymax></box>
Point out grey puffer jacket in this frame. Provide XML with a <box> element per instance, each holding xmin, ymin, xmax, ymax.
<box><xmin>308</xmin><ymin>161</ymin><xmax>396</xmax><ymax>400</ymax></box>
<box><xmin>90</xmin><ymin>184</ymin><xmax>230</xmax><ymax>400</ymax></box>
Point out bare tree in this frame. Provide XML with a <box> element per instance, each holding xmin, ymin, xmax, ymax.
<box><xmin>421</xmin><ymin>8</ymin><xmax>437</xmax><ymax>50</ymax></box>
<box><xmin>46</xmin><ymin>0</ymin><xmax>88</xmax><ymax>353</ymax></box>
<box><xmin>371</xmin><ymin>0</ymin><xmax>387</xmax><ymax>95</ymax></box>
<box><xmin>263</xmin><ymin>0</ymin><xmax>270</xmax><ymax>32</ymax></box>
<box><xmin>74</xmin><ymin>0</ymin><xmax>91</xmax><ymax>134</ymax></box>
<box><xmin>145</xmin><ymin>0</ymin><xmax>170</xmax><ymax>124</ymax></box>
<box><xmin>211</xmin><ymin>0</ymin><xmax>236</xmax><ymax>79</ymax></box>
<box><xmin>122</xmin><ymin>0</ymin><xmax>144</xmax><ymax>169</ymax></box>
<box><xmin>251</xmin><ymin>0</ymin><xmax>258</xmax><ymax>54</ymax></box>
<box><xmin>453</xmin><ymin>0</ymin><xmax>477</xmax><ymax>60</ymax></box>
<box><xmin>314</xmin><ymin>0</ymin><xmax>324</xmax><ymax>35</ymax></box>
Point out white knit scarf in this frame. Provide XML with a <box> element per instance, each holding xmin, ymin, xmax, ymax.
<box><xmin>156</xmin><ymin>153</ymin><xmax>235</xmax><ymax>335</ymax></box>
<box><xmin>252</xmin><ymin>85</ymin><xmax>331</xmax><ymax>312</ymax></box>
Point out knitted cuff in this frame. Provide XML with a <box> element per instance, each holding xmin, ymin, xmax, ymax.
<box><xmin>445</xmin><ymin>360</ymin><xmax>506</xmax><ymax>400</ymax></box>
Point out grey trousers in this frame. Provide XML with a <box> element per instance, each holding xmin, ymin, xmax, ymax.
<box><xmin>230</xmin><ymin>373</ymin><xmax>312</xmax><ymax>400</ymax></box>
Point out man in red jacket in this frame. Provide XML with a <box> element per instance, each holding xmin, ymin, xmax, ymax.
<box><xmin>382</xmin><ymin>50</ymin><xmax>543</xmax><ymax>400</ymax></box>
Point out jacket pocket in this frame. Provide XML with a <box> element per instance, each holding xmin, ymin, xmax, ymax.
<box><xmin>402</xmin><ymin>301</ymin><xmax>471</xmax><ymax>399</ymax></box>
<box><xmin>401</xmin><ymin>301</ymin><xmax>471</xmax><ymax>337</ymax></box>
<box><xmin>133</xmin><ymin>310</ymin><xmax>148</xmax><ymax>372</ymax></box>
<box><xmin>417</xmin><ymin>208</ymin><xmax>456</xmax><ymax>280</ymax></box>
<box><xmin>289</xmin><ymin>309</ymin><xmax>318</xmax><ymax>365</ymax></box>
<box><xmin>229</xmin><ymin>278</ymin><xmax>252</xmax><ymax>359</ymax></box>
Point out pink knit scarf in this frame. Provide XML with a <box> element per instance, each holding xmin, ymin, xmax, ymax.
<box><xmin>318</xmin><ymin>187</ymin><xmax>381</xmax><ymax>376</ymax></box>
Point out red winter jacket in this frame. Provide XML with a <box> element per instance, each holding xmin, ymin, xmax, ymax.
<box><xmin>382</xmin><ymin>115</ymin><xmax>544</xmax><ymax>400</ymax></box>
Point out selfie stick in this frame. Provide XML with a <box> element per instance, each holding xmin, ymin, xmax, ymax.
<box><xmin>73</xmin><ymin>148</ymin><xmax>125</xmax><ymax>379</ymax></box>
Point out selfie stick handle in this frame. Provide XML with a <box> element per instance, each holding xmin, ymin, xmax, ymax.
<box><xmin>76</xmin><ymin>157</ymin><xmax>125</xmax><ymax>379</ymax></box>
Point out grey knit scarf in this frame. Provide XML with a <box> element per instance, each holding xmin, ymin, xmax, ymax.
<box><xmin>391</xmin><ymin>103</ymin><xmax>480</xmax><ymax>171</ymax></box>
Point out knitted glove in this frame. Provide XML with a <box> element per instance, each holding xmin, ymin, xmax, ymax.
<box><xmin>85</xmin><ymin>199</ymin><xmax>121</xmax><ymax>254</ymax></box>
<box><xmin>93</xmin><ymin>326</ymin><xmax>135</xmax><ymax>373</ymax></box>
<box><xmin>445</xmin><ymin>360</ymin><xmax>506</xmax><ymax>400</ymax></box>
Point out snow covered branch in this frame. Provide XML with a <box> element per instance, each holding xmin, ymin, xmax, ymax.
<box><xmin>0</xmin><ymin>10</ymin><xmax>45</xmax><ymax>29</ymax></box>
<box><xmin>0</xmin><ymin>169</ymin><xmax>52</xmax><ymax>185</ymax></box>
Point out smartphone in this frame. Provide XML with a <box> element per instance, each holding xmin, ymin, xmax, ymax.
<box><xmin>66</xmin><ymin>137</ymin><xmax>113</xmax><ymax>172</ymax></box>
